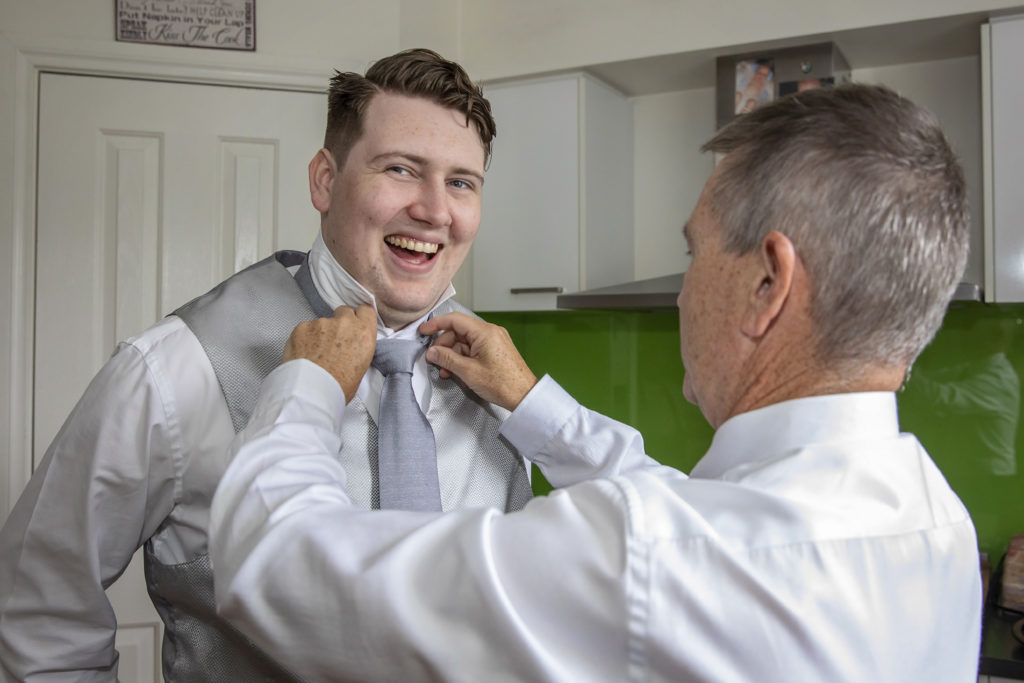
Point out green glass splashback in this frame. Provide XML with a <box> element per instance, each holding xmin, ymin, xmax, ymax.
<box><xmin>481</xmin><ymin>303</ymin><xmax>1024</xmax><ymax>559</ymax></box>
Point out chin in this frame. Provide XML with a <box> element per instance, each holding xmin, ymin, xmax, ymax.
<box><xmin>380</xmin><ymin>294</ymin><xmax>442</xmax><ymax>325</ymax></box>
<box><xmin>681</xmin><ymin>376</ymin><xmax>694</xmax><ymax>402</ymax></box>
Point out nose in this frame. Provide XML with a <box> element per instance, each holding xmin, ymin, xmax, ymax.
<box><xmin>408</xmin><ymin>179</ymin><xmax>452</xmax><ymax>228</ymax></box>
<box><xmin>676</xmin><ymin>272</ymin><xmax>685</xmax><ymax>308</ymax></box>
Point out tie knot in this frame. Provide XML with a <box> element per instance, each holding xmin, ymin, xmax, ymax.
<box><xmin>372</xmin><ymin>338</ymin><xmax>427</xmax><ymax>376</ymax></box>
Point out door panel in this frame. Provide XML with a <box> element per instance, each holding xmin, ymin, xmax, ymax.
<box><xmin>35</xmin><ymin>72</ymin><xmax>325</xmax><ymax>677</ymax></box>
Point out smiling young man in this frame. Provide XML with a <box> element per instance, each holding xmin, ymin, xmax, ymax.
<box><xmin>308</xmin><ymin>90</ymin><xmax>483</xmax><ymax>329</ymax></box>
<box><xmin>0</xmin><ymin>49</ymin><xmax>531</xmax><ymax>682</ymax></box>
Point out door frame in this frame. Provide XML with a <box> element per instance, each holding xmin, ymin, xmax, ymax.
<box><xmin>2</xmin><ymin>41</ymin><xmax>325</xmax><ymax>519</ymax></box>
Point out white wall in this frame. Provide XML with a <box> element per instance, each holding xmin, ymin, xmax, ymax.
<box><xmin>632</xmin><ymin>87</ymin><xmax>715</xmax><ymax>279</ymax></box>
<box><xmin>0</xmin><ymin>0</ymin><xmax>401</xmax><ymax>72</ymax></box>
<box><xmin>399</xmin><ymin>0</ymin><xmax>462</xmax><ymax>57</ymax></box>
<box><xmin>459</xmin><ymin>0</ymin><xmax>1023</xmax><ymax>81</ymax></box>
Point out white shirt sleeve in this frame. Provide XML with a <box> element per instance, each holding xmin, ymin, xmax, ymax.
<box><xmin>501</xmin><ymin>374</ymin><xmax>671</xmax><ymax>487</ymax></box>
<box><xmin>0</xmin><ymin>341</ymin><xmax>179</xmax><ymax>680</ymax></box>
<box><xmin>210</xmin><ymin>360</ymin><xmax>643</xmax><ymax>682</ymax></box>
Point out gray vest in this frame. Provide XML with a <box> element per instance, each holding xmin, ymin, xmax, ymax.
<box><xmin>145</xmin><ymin>251</ymin><xmax>532</xmax><ymax>681</ymax></box>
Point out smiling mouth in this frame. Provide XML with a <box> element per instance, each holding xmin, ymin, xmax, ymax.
<box><xmin>385</xmin><ymin>235</ymin><xmax>440</xmax><ymax>261</ymax></box>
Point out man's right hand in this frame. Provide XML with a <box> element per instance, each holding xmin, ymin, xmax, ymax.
<box><xmin>419</xmin><ymin>313</ymin><xmax>538</xmax><ymax>411</ymax></box>
<box><xmin>283</xmin><ymin>305</ymin><xmax>377</xmax><ymax>403</ymax></box>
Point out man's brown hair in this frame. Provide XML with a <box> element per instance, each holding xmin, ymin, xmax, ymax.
<box><xmin>325</xmin><ymin>48</ymin><xmax>496</xmax><ymax>169</ymax></box>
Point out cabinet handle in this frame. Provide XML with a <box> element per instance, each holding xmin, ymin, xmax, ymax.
<box><xmin>510</xmin><ymin>286</ymin><xmax>564</xmax><ymax>294</ymax></box>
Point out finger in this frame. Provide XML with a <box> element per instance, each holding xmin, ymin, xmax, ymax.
<box><xmin>418</xmin><ymin>314</ymin><xmax>450</xmax><ymax>336</ymax></box>
<box><xmin>430</xmin><ymin>329</ymin><xmax>459</xmax><ymax>350</ymax></box>
<box><xmin>426</xmin><ymin>344</ymin><xmax>473</xmax><ymax>381</ymax></box>
<box><xmin>419</xmin><ymin>312</ymin><xmax>476</xmax><ymax>337</ymax></box>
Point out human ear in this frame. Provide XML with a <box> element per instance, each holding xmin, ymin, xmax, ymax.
<box><xmin>308</xmin><ymin>148</ymin><xmax>337</xmax><ymax>213</ymax></box>
<box><xmin>741</xmin><ymin>230</ymin><xmax>796</xmax><ymax>339</ymax></box>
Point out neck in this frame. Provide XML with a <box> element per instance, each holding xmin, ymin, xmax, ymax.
<box><xmin>727</xmin><ymin>356</ymin><xmax>905</xmax><ymax>426</ymax></box>
<box><xmin>377</xmin><ymin>304</ymin><xmax>429</xmax><ymax>333</ymax></box>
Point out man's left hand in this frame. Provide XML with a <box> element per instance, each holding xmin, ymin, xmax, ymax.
<box><xmin>419</xmin><ymin>312</ymin><xmax>537</xmax><ymax>411</ymax></box>
<box><xmin>283</xmin><ymin>305</ymin><xmax>377</xmax><ymax>402</ymax></box>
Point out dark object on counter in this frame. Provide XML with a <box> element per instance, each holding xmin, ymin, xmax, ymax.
<box><xmin>980</xmin><ymin>549</ymin><xmax>1024</xmax><ymax>678</ymax></box>
<box><xmin>1004</xmin><ymin>534</ymin><xmax>1024</xmax><ymax>612</ymax></box>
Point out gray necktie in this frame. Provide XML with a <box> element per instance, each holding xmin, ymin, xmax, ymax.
<box><xmin>372</xmin><ymin>338</ymin><xmax>442</xmax><ymax>511</ymax></box>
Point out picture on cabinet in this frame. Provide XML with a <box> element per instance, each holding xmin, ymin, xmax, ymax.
<box><xmin>734</xmin><ymin>59</ymin><xmax>775</xmax><ymax>114</ymax></box>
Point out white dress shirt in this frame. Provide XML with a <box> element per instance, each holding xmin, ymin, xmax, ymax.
<box><xmin>212</xmin><ymin>361</ymin><xmax>983</xmax><ymax>683</ymax></box>
<box><xmin>0</xmin><ymin>236</ymin><xmax>467</xmax><ymax>680</ymax></box>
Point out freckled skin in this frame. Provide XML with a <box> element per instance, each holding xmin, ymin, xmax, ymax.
<box><xmin>284</xmin><ymin>305</ymin><xmax>378</xmax><ymax>402</ymax></box>
<box><xmin>677</xmin><ymin>173</ymin><xmax>751</xmax><ymax>427</ymax></box>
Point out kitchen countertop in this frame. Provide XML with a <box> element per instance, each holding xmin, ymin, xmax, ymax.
<box><xmin>979</xmin><ymin>605</ymin><xmax>1024</xmax><ymax>679</ymax></box>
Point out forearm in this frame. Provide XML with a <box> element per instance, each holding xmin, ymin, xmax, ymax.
<box><xmin>210</xmin><ymin>359</ymin><xmax>354</xmax><ymax>577</ymax></box>
<box><xmin>500</xmin><ymin>375</ymin><xmax>668</xmax><ymax>489</ymax></box>
<box><xmin>210</xmin><ymin>361</ymin><xmax>630</xmax><ymax>681</ymax></box>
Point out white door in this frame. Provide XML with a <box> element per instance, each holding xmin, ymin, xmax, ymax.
<box><xmin>34</xmin><ymin>72</ymin><xmax>325</xmax><ymax>681</ymax></box>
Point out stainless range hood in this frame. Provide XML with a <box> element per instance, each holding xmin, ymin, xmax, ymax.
<box><xmin>556</xmin><ymin>274</ymin><xmax>982</xmax><ymax>310</ymax></box>
<box><xmin>556</xmin><ymin>272</ymin><xmax>683</xmax><ymax>309</ymax></box>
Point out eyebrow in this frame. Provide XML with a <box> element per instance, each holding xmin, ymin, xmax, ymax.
<box><xmin>371</xmin><ymin>152</ymin><xmax>485</xmax><ymax>185</ymax></box>
<box><xmin>682</xmin><ymin>221</ymin><xmax>691</xmax><ymax>242</ymax></box>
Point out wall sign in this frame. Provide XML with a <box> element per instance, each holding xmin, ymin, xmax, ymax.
<box><xmin>115</xmin><ymin>0</ymin><xmax>256</xmax><ymax>51</ymax></box>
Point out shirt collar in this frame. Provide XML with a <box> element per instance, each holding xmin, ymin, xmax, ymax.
<box><xmin>308</xmin><ymin>231</ymin><xmax>456</xmax><ymax>339</ymax></box>
<box><xmin>690</xmin><ymin>392</ymin><xmax>900</xmax><ymax>480</ymax></box>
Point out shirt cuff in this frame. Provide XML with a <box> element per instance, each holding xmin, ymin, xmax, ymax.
<box><xmin>252</xmin><ymin>359</ymin><xmax>347</xmax><ymax>431</ymax></box>
<box><xmin>499</xmin><ymin>374</ymin><xmax>579</xmax><ymax>461</ymax></box>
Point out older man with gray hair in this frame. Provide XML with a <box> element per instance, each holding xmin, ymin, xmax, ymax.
<box><xmin>210</xmin><ymin>83</ymin><xmax>981</xmax><ymax>682</ymax></box>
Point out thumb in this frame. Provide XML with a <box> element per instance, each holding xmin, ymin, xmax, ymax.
<box><xmin>426</xmin><ymin>344</ymin><xmax>474</xmax><ymax>381</ymax></box>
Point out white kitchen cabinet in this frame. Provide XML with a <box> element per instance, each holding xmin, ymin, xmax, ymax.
<box><xmin>473</xmin><ymin>73</ymin><xmax>634</xmax><ymax>311</ymax></box>
<box><xmin>982</xmin><ymin>13</ymin><xmax>1024</xmax><ymax>302</ymax></box>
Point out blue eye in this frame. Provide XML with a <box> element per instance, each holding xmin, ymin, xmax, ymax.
<box><xmin>449</xmin><ymin>179</ymin><xmax>472</xmax><ymax>190</ymax></box>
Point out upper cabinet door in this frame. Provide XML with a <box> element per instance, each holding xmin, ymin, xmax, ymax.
<box><xmin>473</xmin><ymin>74</ymin><xmax>633</xmax><ymax>311</ymax></box>
<box><xmin>984</xmin><ymin>14</ymin><xmax>1024</xmax><ymax>302</ymax></box>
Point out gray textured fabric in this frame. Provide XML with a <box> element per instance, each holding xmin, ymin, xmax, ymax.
<box><xmin>293</xmin><ymin>258</ymin><xmax>334</xmax><ymax>318</ymax></box>
<box><xmin>372</xmin><ymin>338</ymin><xmax>442</xmax><ymax>511</ymax></box>
<box><xmin>144</xmin><ymin>550</ymin><xmax>309</xmax><ymax>682</ymax></box>
<box><xmin>175</xmin><ymin>251</ymin><xmax>312</xmax><ymax>433</ymax></box>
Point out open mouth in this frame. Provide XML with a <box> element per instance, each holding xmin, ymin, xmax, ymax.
<box><xmin>385</xmin><ymin>235</ymin><xmax>440</xmax><ymax>262</ymax></box>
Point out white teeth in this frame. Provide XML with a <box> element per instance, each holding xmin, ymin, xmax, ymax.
<box><xmin>385</xmin><ymin>235</ymin><xmax>439</xmax><ymax>254</ymax></box>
